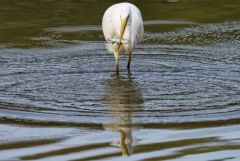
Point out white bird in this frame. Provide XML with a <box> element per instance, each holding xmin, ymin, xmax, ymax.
<box><xmin>102</xmin><ymin>2</ymin><xmax>144</xmax><ymax>74</ymax></box>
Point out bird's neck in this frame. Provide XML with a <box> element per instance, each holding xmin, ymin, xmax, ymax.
<box><xmin>127</xmin><ymin>15</ymin><xmax>134</xmax><ymax>51</ymax></box>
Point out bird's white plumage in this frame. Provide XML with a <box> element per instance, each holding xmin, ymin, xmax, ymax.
<box><xmin>102</xmin><ymin>3</ymin><xmax>144</xmax><ymax>53</ymax></box>
<box><xmin>102</xmin><ymin>3</ymin><xmax>143</xmax><ymax>73</ymax></box>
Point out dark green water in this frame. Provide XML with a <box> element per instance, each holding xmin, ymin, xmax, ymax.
<box><xmin>0</xmin><ymin>0</ymin><xmax>240</xmax><ymax>160</ymax></box>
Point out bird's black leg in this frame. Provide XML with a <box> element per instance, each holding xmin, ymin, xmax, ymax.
<box><xmin>114</xmin><ymin>52</ymin><xmax>120</xmax><ymax>75</ymax></box>
<box><xmin>127</xmin><ymin>52</ymin><xmax>132</xmax><ymax>73</ymax></box>
<box><xmin>116</xmin><ymin>64</ymin><xmax>119</xmax><ymax>75</ymax></box>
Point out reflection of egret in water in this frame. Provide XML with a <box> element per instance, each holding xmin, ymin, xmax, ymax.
<box><xmin>102</xmin><ymin>74</ymin><xmax>143</xmax><ymax>156</ymax></box>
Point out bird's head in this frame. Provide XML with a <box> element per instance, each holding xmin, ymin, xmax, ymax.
<box><xmin>118</xmin><ymin>8</ymin><xmax>131</xmax><ymax>49</ymax></box>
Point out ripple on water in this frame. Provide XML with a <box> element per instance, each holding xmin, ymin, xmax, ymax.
<box><xmin>0</xmin><ymin>30</ymin><xmax>240</xmax><ymax>126</ymax></box>
<box><xmin>1</xmin><ymin>21</ymin><xmax>240</xmax><ymax>160</ymax></box>
<box><xmin>28</xmin><ymin>21</ymin><xmax>240</xmax><ymax>48</ymax></box>
<box><xmin>143</xmin><ymin>21</ymin><xmax>240</xmax><ymax>45</ymax></box>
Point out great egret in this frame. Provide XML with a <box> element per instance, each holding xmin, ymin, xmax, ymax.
<box><xmin>102</xmin><ymin>3</ymin><xmax>144</xmax><ymax>73</ymax></box>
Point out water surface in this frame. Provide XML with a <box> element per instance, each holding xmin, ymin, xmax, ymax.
<box><xmin>0</xmin><ymin>0</ymin><xmax>240</xmax><ymax>160</ymax></box>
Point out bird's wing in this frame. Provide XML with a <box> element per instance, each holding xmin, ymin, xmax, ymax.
<box><xmin>102</xmin><ymin>5</ymin><xmax>120</xmax><ymax>42</ymax></box>
<box><xmin>130</xmin><ymin>4</ymin><xmax>144</xmax><ymax>45</ymax></box>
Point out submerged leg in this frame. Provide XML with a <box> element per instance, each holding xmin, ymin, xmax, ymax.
<box><xmin>114</xmin><ymin>52</ymin><xmax>119</xmax><ymax>74</ymax></box>
<box><xmin>127</xmin><ymin>52</ymin><xmax>132</xmax><ymax>72</ymax></box>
